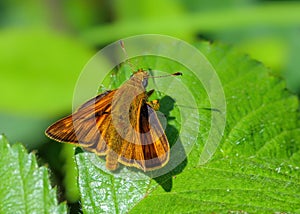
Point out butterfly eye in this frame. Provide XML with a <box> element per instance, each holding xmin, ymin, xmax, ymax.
<box><xmin>142</xmin><ymin>78</ymin><xmax>148</xmax><ymax>87</ymax></box>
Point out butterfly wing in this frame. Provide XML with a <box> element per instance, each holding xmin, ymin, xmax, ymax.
<box><xmin>46</xmin><ymin>85</ymin><xmax>170</xmax><ymax>171</ymax></box>
<box><xmin>117</xmin><ymin>99</ymin><xmax>170</xmax><ymax>171</ymax></box>
<box><xmin>140</xmin><ymin>103</ymin><xmax>170</xmax><ymax>170</ymax></box>
<box><xmin>45</xmin><ymin>90</ymin><xmax>116</xmax><ymax>155</ymax></box>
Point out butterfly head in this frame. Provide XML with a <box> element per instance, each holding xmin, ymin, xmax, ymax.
<box><xmin>130</xmin><ymin>69</ymin><xmax>149</xmax><ymax>88</ymax></box>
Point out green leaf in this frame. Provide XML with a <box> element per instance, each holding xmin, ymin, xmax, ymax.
<box><xmin>75</xmin><ymin>42</ymin><xmax>300</xmax><ymax>213</ymax></box>
<box><xmin>130</xmin><ymin>157</ymin><xmax>300</xmax><ymax>213</ymax></box>
<box><xmin>76</xmin><ymin>153</ymin><xmax>151</xmax><ymax>214</ymax></box>
<box><xmin>0</xmin><ymin>135</ymin><xmax>66</xmax><ymax>213</ymax></box>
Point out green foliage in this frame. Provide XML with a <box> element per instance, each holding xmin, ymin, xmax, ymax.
<box><xmin>0</xmin><ymin>28</ymin><xmax>93</xmax><ymax>116</ymax></box>
<box><xmin>1</xmin><ymin>1</ymin><xmax>300</xmax><ymax>213</ymax></box>
<box><xmin>76</xmin><ymin>154</ymin><xmax>151</xmax><ymax>213</ymax></box>
<box><xmin>131</xmin><ymin>158</ymin><xmax>300</xmax><ymax>213</ymax></box>
<box><xmin>60</xmin><ymin>144</ymin><xmax>80</xmax><ymax>203</ymax></box>
<box><xmin>0</xmin><ymin>135</ymin><xmax>66</xmax><ymax>213</ymax></box>
<box><xmin>0</xmin><ymin>28</ymin><xmax>94</xmax><ymax>148</ymax></box>
<box><xmin>74</xmin><ymin>42</ymin><xmax>300</xmax><ymax>213</ymax></box>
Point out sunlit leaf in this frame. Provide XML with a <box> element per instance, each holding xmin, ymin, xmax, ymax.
<box><xmin>0</xmin><ymin>135</ymin><xmax>66</xmax><ymax>213</ymax></box>
<box><xmin>75</xmin><ymin>42</ymin><xmax>299</xmax><ymax>213</ymax></box>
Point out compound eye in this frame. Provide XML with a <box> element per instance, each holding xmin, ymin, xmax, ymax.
<box><xmin>142</xmin><ymin>78</ymin><xmax>148</xmax><ymax>87</ymax></box>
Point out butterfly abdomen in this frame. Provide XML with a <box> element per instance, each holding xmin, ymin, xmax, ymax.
<box><xmin>106</xmin><ymin>148</ymin><xmax>119</xmax><ymax>171</ymax></box>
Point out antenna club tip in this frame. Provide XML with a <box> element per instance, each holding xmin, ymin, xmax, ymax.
<box><xmin>173</xmin><ymin>72</ymin><xmax>183</xmax><ymax>76</ymax></box>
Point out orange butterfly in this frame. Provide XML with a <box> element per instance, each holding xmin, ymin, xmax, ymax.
<box><xmin>45</xmin><ymin>68</ymin><xmax>182</xmax><ymax>171</ymax></box>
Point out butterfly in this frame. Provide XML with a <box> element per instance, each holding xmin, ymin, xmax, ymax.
<box><xmin>45</xmin><ymin>68</ymin><xmax>182</xmax><ymax>171</ymax></box>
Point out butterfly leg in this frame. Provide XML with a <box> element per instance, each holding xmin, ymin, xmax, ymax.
<box><xmin>147</xmin><ymin>100</ymin><xmax>160</xmax><ymax>111</ymax></box>
<box><xmin>146</xmin><ymin>89</ymin><xmax>160</xmax><ymax>110</ymax></box>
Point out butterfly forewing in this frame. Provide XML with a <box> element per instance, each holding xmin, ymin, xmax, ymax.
<box><xmin>45</xmin><ymin>90</ymin><xmax>116</xmax><ymax>151</ymax></box>
<box><xmin>140</xmin><ymin>104</ymin><xmax>169</xmax><ymax>169</ymax></box>
<box><xmin>117</xmin><ymin>100</ymin><xmax>169</xmax><ymax>171</ymax></box>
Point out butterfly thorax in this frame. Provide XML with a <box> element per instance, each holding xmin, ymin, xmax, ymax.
<box><xmin>111</xmin><ymin>70</ymin><xmax>150</xmax><ymax>131</ymax></box>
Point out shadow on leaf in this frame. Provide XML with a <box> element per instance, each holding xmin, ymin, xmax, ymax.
<box><xmin>152</xmin><ymin>95</ymin><xmax>187</xmax><ymax>192</ymax></box>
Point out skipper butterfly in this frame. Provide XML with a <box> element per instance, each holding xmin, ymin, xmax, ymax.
<box><xmin>45</xmin><ymin>67</ymin><xmax>181</xmax><ymax>171</ymax></box>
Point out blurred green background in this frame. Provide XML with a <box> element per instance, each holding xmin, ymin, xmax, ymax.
<box><xmin>0</xmin><ymin>0</ymin><xmax>299</xmax><ymax>208</ymax></box>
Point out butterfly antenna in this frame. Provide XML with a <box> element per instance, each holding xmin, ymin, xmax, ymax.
<box><xmin>120</xmin><ymin>40</ymin><xmax>136</xmax><ymax>72</ymax></box>
<box><xmin>149</xmin><ymin>72</ymin><xmax>183</xmax><ymax>78</ymax></box>
<box><xmin>175</xmin><ymin>104</ymin><xmax>222</xmax><ymax>113</ymax></box>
